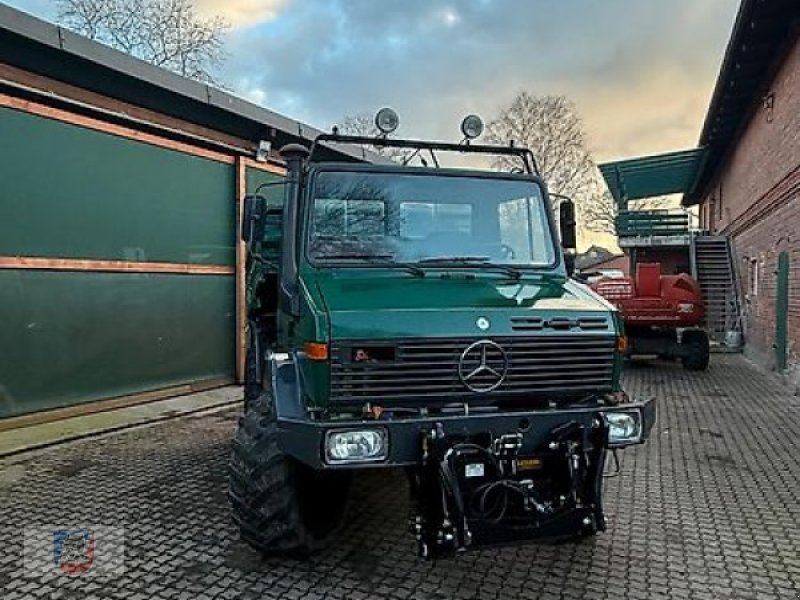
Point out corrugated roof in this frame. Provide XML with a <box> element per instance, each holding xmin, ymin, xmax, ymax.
<box><xmin>0</xmin><ymin>3</ymin><xmax>381</xmax><ymax>163</ymax></box>
<box><xmin>599</xmin><ymin>147</ymin><xmax>707</xmax><ymax>206</ymax></box>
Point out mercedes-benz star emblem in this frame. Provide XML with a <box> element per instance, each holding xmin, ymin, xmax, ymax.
<box><xmin>476</xmin><ymin>316</ymin><xmax>490</xmax><ymax>331</ymax></box>
<box><xmin>458</xmin><ymin>339</ymin><xmax>508</xmax><ymax>393</ymax></box>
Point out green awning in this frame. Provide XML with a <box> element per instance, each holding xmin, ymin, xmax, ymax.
<box><xmin>599</xmin><ymin>147</ymin><xmax>707</xmax><ymax>208</ymax></box>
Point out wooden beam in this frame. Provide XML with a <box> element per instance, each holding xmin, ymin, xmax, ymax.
<box><xmin>0</xmin><ymin>377</ymin><xmax>235</xmax><ymax>432</ymax></box>
<box><xmin>243</xmin><ymin>157</ymin><xmax>287</xmax><ymax>176</ymax></box>
<box><xmin>0</xmin><ymin>92</ymin><xmax>237</xmax><ymax>165</ymax></box>
<box><xmin>235</xmin><ymin>157</ymin><xmax>247</xmax><ymax>384</ymax></box>
<box><xmin>0</xmin><ymin>256</ymin><xmax>234</xmax><ymax>275</ymax></box>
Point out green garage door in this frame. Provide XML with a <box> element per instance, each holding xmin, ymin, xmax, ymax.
<box><xmin>0</xmin><ymin>105</ymin><xmax>237</xmax><ymax>418</ymax></box>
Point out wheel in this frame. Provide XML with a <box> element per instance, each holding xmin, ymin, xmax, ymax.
<box><xmin>243</xmin><ymin>320</ymin><xmax>271</xmax><ymax>409</ymax></box>
<box><xmin>243</xmin><ymin>344</ymin><xmax>261</xmax><ymax>409</ymax></box>
<box><xmin>681</xmin><ymin>330</ymin><xmax>710</xmax><ymax>371</ymax></box>
<box><xmin>228</xmin><ymin>390</ymin><xmax>351</xmax><ymax>557</ymax></box>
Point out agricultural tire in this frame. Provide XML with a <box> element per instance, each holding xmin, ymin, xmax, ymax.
<box><xmin>228</xmin><ymin>390</ymin><xmax>351</xmax><ymax>557</ymax></box>
<box><xmin>243</xmin><ymin>344</ymin><xmax>261</xmax><ymax>409</ymax></box>
<box><xmin>681</xmin><ymin>330</ymin><xmax>710</xmax><ymax>371</ymax></box>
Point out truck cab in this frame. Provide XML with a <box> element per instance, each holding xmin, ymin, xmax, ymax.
<box><xmin>229</xmin><ymin>112</ymin><xmax>655</xmax><ymax>559</ymax></box>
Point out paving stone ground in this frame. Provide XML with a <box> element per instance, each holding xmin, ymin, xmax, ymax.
<box><xmin>1</xmin><ymin>354</ymin><xmax>800</xmax><ymax>599</ymax></box>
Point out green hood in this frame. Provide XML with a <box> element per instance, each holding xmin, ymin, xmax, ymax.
<box><xmin>310</xmin><ymin>270</ymin><xmax>617</xmax><ymax>339</ymax></box>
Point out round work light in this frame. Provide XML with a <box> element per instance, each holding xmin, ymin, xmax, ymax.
<box><xmin>460</xmin><ymin>114</ymin><xmax>484</xmax><ymax>140</ymax></box>
<box><xmin>374</xmin><ymin>108</ymin><xmax>400</xmax><ymax>135</ymax></box>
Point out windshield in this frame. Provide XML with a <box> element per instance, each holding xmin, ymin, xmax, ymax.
<box><xmin>307</xmin><ymin>171</ymin><xmax>556</xmax><ymax>268</ymax></box>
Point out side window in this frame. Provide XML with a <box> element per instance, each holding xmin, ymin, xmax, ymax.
<box><xmin>497</xmin><ymin>196</ymin><xmax>551</xmax><ymax>264</ymax></box>
<box><xmin>314</xmin><ymin>199</ymin><xmax>344</xmax><ymax>236</ymax></box>
<box><xmin>313</xmin><ymin>199</ymin><xmax>385</xmax><ymax>237</ymax></box>
<box><xmin>399</xmin><ymin>202</ymin><xmax>472</xmax><ymax>239</ymax></box>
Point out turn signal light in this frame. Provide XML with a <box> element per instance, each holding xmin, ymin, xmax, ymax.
<box><xmin>616</xmin><ymin>336</ymin><xmax>629</xmax><ymax>352</ymax></box>
<box><xmin>304</xmin><ymin>342</ymin><xmax>329</xmax><ymax>361</ymax></box>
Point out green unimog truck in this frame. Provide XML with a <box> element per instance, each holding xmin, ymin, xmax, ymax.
<box><xmin>228</xmin><ymin>110</ymin><xmax>655</xmax><ymax>559</ymax></box>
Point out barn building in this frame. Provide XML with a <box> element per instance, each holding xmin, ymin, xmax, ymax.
<box><xmin>685</xmin><ymin>0</ymin><xmax>800</xmax><ymax>377</ymax></box>
<box><xmin>599</xmin><ymin>0</ymin><xmax>800</xmax><ymax>384</ymax></box>
<box><xmin>0</xmin><ymin>4</ymin><xmax>371</xmax><ymax>424</ymax></box>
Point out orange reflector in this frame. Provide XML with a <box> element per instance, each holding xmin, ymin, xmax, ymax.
<box><xmin>516</xmin><ymin>458</ymin><xmax>543</xmax><ymax>471</ymax></box>
<box><xmin>304</xmin><ymin>342</ymin><xmax>329</xmax><ymax>361</ymax></box>
<box><xmin>616</xmin><ymin>336</ymin><xmax>629</xmax><ymax>352</ymax></box>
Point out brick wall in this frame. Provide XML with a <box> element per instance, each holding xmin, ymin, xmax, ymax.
<box><xmin>697</xmin><ymin>33</ymin><xmax>800</xmax><ymax>377</ymax></box>
<box><xmin>735</xmin><ymin>200</ymin><xmax>800</xmax><ymax>370</ymax></box>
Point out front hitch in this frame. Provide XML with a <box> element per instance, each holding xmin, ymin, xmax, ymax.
<box><xmin>410</xmin><ymin>417</ymin><xmax>609</xmax><ymax>559</ymax></box>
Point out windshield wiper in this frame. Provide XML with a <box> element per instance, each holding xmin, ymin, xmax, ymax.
<box><xmin>322</xmin><ymin>253</ymin><xmax>394</xmax><ymax>260</ymax></box>
<box><xmin>416</xmin><ymin>256</ymin><xmax>521</xmax><ymax>280</ymax></box>
<box><xmin>320</xmin><ymin>254</ymin><xmax>425</xmax><ymax>278</ymax></box>
<box><xmin>417</xmin><ymin>256</ymin><xmax>491</xmax><ymax>264</ymax></box>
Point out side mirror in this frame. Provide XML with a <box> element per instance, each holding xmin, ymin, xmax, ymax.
<box><xmin>241</xmin><ymin>194</ymin><xmax>267</xmax><ymax>244</ymax></box>
<box><xmin>558</xmin><ymin>197</ymin><xmax>577</xmax><ymax>276</ymax></box>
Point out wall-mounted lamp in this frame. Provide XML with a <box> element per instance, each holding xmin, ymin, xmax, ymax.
<box><xmin>763</xmin><ymin>92</ymin><xmax>775</xmax><ymax>123</ymax></box>
<box><xmin>255</xmin><ymin>140</ymin><xmax>272</xmax><ymax>162</ymax></box>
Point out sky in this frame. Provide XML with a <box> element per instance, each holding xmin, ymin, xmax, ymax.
<box><xmin>8</xmin><ymin>0</ymin><xmax>741</xmax><ymax>247</ymax></box>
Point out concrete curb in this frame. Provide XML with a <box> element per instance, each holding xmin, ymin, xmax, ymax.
<box><xmin>0</xmin><ymin>387</ymin><xmax>241</xmax><ymax>459</ymax></box>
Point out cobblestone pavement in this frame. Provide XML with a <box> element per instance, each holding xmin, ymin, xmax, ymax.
<box><xmin>2</xmin><ymin>354</ymin><xmax>800</xmax><ymax>600</ymax></box>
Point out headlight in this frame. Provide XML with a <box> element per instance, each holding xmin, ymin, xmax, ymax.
<box><xmin>324</xmin><ymin>429</ymin><xmax>387</xmax><ymax>464</ymax></box>
<box><xmin>604</xmin><ymin>410</ymin><xmax>642</xmax><ymax>446</ymax></box>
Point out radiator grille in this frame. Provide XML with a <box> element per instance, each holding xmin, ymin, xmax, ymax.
<box><xmin>330</xmin><ymin>335</ymin><xmax>616</xmax><ymax>403</ymax></box>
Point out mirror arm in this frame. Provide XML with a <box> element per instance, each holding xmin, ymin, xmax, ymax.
<box><xmin>554</xmin><ymin>194</ymin><xmax>578</xmax><ymax>277</ymax></box>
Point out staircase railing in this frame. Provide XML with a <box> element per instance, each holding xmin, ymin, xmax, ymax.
<box><xmin>616</xmin><ymin>209</ymin><xmax>690</xmax><ymax>238</ymax></box>
<box><xmin>690</xmin><ymin>233</ymin><xmax>745</xmax><ymax>349</ymax></box>
<box><xmin>723</xmin><ymin>236</ymin><xmax>745</xmax><ymax>337</ymax></box>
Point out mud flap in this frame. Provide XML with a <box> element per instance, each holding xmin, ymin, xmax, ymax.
<box><xmin>409</xmin><ymin>418</ymin><xmax>608</xmax><ymax>559</ymax></box>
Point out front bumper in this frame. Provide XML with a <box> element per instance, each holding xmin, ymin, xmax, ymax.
<box><xmin>275</xmin><ymin>397</ymin><xmax>656</xmax><ymax>469</ymax></box>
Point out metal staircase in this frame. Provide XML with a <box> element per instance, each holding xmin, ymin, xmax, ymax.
<box><xmin>691</xmin><ymin>234</ymin><xmax>742</xmax><ymax>344</ymax></box>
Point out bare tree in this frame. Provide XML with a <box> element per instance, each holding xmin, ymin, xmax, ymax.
<box><xmin>56</xmin><ymin>0</ymin><xmax>228</xmax><ymax>85</ymax></box>
<box><xmin>486</xmin><ymin>95</ymin><xmax>595</xmax><ymax>194</ymax></box>
<box><xmin>580</xmin><ymin>187</ymin><xmax>622</xmax><ymax>236</ymax></box>
<box><xmin>582</xmin><ymin>192</ymin><xmax>673</xmax><ymax>236</ymax></box>
<box><xmin>485</xmin><ymin>93</ymin><xmax>666</xmax><ymax>235</ymax></box>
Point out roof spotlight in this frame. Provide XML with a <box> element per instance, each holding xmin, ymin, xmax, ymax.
<box><xmin>375</xmin><ymin>108</ymin><xmax>399</xmax><ymax>135</ymax></box>
<box><xmin>460</xmin><ymin>114</ymin><xmax>484</xmax><ymax>140</ymax></box>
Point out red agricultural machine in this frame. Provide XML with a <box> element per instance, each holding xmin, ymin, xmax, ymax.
<box><xmin>590</xmin><ymin>262</ymin><xmax>710</xmax><ymax>370</ymax></box>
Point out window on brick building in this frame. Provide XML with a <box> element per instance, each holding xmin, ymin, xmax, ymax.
<box><xmin>749</xmin><ymin>259</ymin><xmax>759</xmax><ymax>296</ymax></box>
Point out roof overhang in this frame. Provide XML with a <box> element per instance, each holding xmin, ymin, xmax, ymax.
<box><xmin>685</xmin><ymin>0</ymin><xmax>800</xmax><ymax>205</ymax></box>
<box><xmin>0</xmin><ymin>4</ymin><xmax>384</xmax><ymax>164</ymax></box>
<box><xmin>599</xmin><ymin>147</ymin><xmax>707</xmax><ymax>207</ymax></box>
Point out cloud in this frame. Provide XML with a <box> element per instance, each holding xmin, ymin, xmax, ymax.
<box><xmin>576</xmin><ymin>66</ymin><xmax>717</xmax><ymax>161</ymax></box>
<box><xmin>193</xmin><ymin>0</ymin><xmax>291</xmax><ymax>28</ymax></box>
<box><xmin>7</xmin><ymin>0</ymin><xmax>739</xmax><ymax>165</ymax></box>
<box><xmin>4</xmin><ymin>0</ymin><xmax>55</xmax><ymax>19</ymax></box>
<box><xmin>433</xmin><ymin>6</ymin><xmax>461</xmax><ymax>28</ymax></box>
<box><xmin>220</xmin><ymin>0</ymin><xmax>738</xmax><ymax>162</ymax></box>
